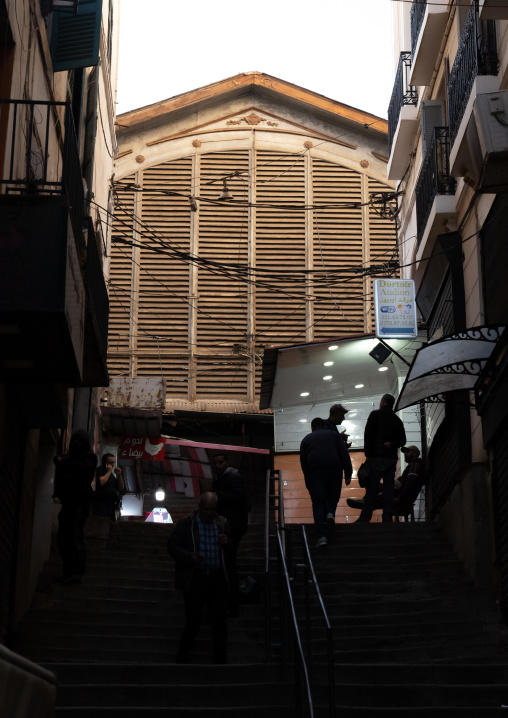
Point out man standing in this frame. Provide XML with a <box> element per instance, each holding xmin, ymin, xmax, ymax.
<box><xmin>168</xmin><ymin>492</ymin><xmax>232</xmax><ymax>664</ymax></box>
<box><xmin>211</xmin><ymin>452</ymin><xmax>249</xmax><ymax>615</ymax></box>
<box><xmin>357</xmin><ymin>394</ymin><xmax>406</xmax><ymax>524</ymax></box>
<box><xmin>324</xmin><ymin>403</ymin><xmax>351</xmax><ymax>446</ymax></box>
<box><xmin>211</xmin><ymin>453</ymin><xmax>249</xmax><ymax>555</ymax></box>
<box><xmin>300</xmin><ymin>417</ymin><xmax>353</xmax><ymax>547</ymax></box>
<box><xmin>53</xmin><ymin>430</ymin><xmax>97</xmax><ymax>584</ymax></box>
<box><xmin>92</xmin><ymin>453</ymin><xmax>125</xmax><ymax>519</ymax></box>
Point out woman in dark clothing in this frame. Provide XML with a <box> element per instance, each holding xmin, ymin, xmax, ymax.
<box><xmin>54</xmin><ymin>430</ymin><xmax>97</xmax><ymax>584</ymax></box>
<box><xmin>92</xmin><ymin>453</ymin><xmax>125</xmax><ymax>519</ymax></box>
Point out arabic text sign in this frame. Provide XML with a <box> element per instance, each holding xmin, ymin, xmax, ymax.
<box><xmin>119</xmin><ymin>436</ymin><xmax>165</xmax><ymax>461</ymax></box>
<box><xmin>374</xmin><ymin>279</ymin><xmax>417</xmax><ymax>339</ymax></box>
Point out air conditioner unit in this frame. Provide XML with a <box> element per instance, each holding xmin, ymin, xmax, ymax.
<box><xmin>473</xmin><ymin>91</ymin><xmax>508</xmax><ymax>192</ymax></box>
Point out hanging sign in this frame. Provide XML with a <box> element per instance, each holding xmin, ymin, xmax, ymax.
<box><xmin>119</xmin><ymin>436</ymin><xmax>165</xmax><ymax>461</ymax></box>
<box><xmin>374</xmin><ymin>279</ymin><xmax>418</xmax><ymax>338</ymax></box>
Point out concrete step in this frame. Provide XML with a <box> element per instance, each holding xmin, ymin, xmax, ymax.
<box><xmin>41</xmin><ymin>662</ymin><xmax>508</xmax><ymax>686</ymax></box>
<box><xmin>55</xmin><ymin>708</ymin><xmax>293</xmax><ymax>717</ymax></box>
<box><xmin>56</xmin><ymin>682</ymin><xmax>294</xmax><ymax>708</ymax></box>
<box><xmin>19</xmin><ymin>644</ymin><xmax>267</xmax><ymax>664</ymax></box>
<box><xmin>42</xmin><ymin>662</ymin><xmax>283</xmax><ymax>684</ymax></box>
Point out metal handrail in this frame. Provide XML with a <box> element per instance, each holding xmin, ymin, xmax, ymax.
<box><xmin>276</xmin><ymin>524</ymin><xmax>315</xmax><ymax>718</ymax></box>
<box><xmin>0</xmin><ymin>99</ymin><xmax>86</xmax><ymax>249</ymax></box>
<box><xmin>415</xmin><ymin>126</ymin><xmax>456</xmax><ymax>245</ymax></box>
<box><xmin>301</xmin><ymin>525</ymin><xmax>335</xmax><ymax>717</ymax></box>
<box><xmin>388</xmin><ymin>51</ymin><xmax>418</xmax><ymax>152</ymax></box>
<box><xmin>448</xmin><ymin>0</ymin><xmax>498</xmax><ymax>145</ymax></box>
<box><xmin>410</xmin><ymin>0</ymin><xmax>427</xmax><ymax>57</ymax></box>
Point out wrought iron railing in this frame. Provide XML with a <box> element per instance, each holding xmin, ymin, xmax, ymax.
<box><xmin>388</xmin><ymin>52</ymin><xmax>418</xmax><ymax>152</ymax></box>
<box><xmin>415</xmin><ymin>126</ymin><xmax>456</xmax><ymax>245</ymax></box>
<box><xmin>85</xmin><ymin>218</ymin><xmax>109</xmax><ymax>355</ymax></box>
<box><xmin>410</xmin><ymin>0</ymin><xmax>427</xmax><ymax>56</ymax></box>
<box><xmin>0</xmin><ymin>100</ymin><xmax>85</xmax><ymax>246</ymax></box>
<box><xmin>448</xmin><ymin>0</ymin><xmax>499</xmax><ymax>144</ymax></box>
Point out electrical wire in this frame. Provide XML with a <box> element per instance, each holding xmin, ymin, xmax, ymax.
<box><xmin>95</xmin><ymin>198</ymin><xmax>398</xmax><ymax>286</ymax></box>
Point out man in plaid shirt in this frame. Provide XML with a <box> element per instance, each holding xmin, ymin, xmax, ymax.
<box><xmin>168</xmin><ymin>492</ymin><xmax>232</xmax><ymax>664</ymax></box>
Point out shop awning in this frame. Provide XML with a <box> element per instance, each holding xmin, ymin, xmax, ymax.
<box><xmin>395</xmin><ymin>325</ymin><xmax>506</xmax><ymax>411</ymax></box>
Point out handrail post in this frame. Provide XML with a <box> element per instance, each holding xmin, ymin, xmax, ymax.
<box><xmin>265</xmin><ymin>469</ymin><xmax>271</xmax><ymax>661</ymax></box>
<box><xmin>327</xmin><ymin>628</ymin><xmax>335</xmax><ymax>718</ymax></box>
<box><xmin>302</xmin><ymin>562</ymin><xmax>312</xmax><ymax>673</ymax></box>
<box><xmin>294</xmin><ymin>643</ymin><xmax>303</xmax><ymax>718</ymax></box>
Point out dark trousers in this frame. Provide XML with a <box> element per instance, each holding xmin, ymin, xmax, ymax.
<box><xmin>306</xmin><ymin>469</ymin><xmax>342</xmax><ymax>538</ymax></box>
<box><xmin>360</xmin><ymin>457</ymin><xmax>397</xmax><ymax>522</ymax></box>
<box><xmin>178</xmin><ymin>569</ymin><xmax>229</xmax><ymax>663</ymax></box>
<box><xmin>228</xmin><ymin>526</ymin><xmax>246</xmax><ymax>610</ymax></box>
<box><xmin>57</xmin><ymin>501</ymin><xmax>90</xmax><ymax>579</ymax></box>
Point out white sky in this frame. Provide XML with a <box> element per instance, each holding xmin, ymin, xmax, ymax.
<box><xmin>116</xmin><ymin>0</ymin><xmax>396</xmax><ymax>119</ymax></box>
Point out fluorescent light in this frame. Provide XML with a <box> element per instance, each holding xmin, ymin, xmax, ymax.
<box><xmin>323</xmin><ymin>375</ymin><xmax>332</xmax><ymax>381</ymax></box>
<box><xmin>300</xmin><ymin>392</ymin><xmax>310</xmax><ymax>397</ymax></box>
<box><xmin>299</xmin><ymin>419</ymin><xmax>307</xmax><ymax>423</ymax></box>
<box><xmin>328</xmin><ymin>345</ymin><xmax>338</xmax><ymax>350</ymax></box>
<box><xmin>379</xmin><ymin>367</ymin><xmax>389</xmax><ymax>372</ymax></box>
<box><xmin>355</xmin><ymin>384</ymin><xmax>364</xmax><ymax>389</ymax></box>
<box><xmin>323</xmin><ymin>361</ymin><xmax>334</xmax><ymax>367</ymax></box>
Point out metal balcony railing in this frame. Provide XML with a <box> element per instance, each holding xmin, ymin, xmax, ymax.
<box><xmin>448</xmin><ymin>0</ymin><xmax>498</xmax><ymax>144</ymax></box>
<box><xmin>388</xmin><ymin>52</ymin><xmax>418</xmax><ymax>152</ymax></box>
<box><xmin>85</xmin><ymin>218</ymin><xmax>109</xmax><ymax>356</ymax></box>
<box><xmin>410</xmin><ymin>0</ymin><xmax>427</xmax><ymax>56</ymax></box>
<box><xmin>415</xmin><ymin>126</ymin><xmax>456</xmax><ymax>245</ymax></box>
<box><xmin>0</xmin><ymin>100</ymin><xmax>85</xmax><ymax>247</ymax></box>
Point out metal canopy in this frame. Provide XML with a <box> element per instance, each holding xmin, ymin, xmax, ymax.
<box><xmin>395</xmin><ymin>325</ymin><xmax>506</xmax><ymax>411</ymax></box>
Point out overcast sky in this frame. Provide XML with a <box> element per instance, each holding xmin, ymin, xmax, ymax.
<box><xmin>116</xmin><ymin>0</ymin><xmax>395</xmax><ymax>119</ymax></box>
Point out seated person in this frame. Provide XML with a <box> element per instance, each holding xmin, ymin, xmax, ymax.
<box><xmin>347</xmin><ymin>445</ymin><xmax>425</xmax><ymax>515</ymax></box>
<box><xmin>394</xmin><ymin>445</ymin><xmax>425</xmax><ymax>516</ymax></box>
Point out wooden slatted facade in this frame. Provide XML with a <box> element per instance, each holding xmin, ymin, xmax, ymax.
<box><xmin>108</xmin><ymin>149</ymin><xmax>396</xmax><ymax>409</ymax></box>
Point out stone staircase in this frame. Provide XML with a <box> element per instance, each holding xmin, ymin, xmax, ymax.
<box><xmin>11</xmin><ymin>517</ymin><xmax>508</xmax><ymax>715</ymax></box>
<box><xmin>292</xmin><ymin>521</ymin><xmax>508</xmax><ymax>715</ymax></box>
<box><xmin>12</xmin><ymin>516</ymin><xmax>293</xmax><ymax>716</ymax></box>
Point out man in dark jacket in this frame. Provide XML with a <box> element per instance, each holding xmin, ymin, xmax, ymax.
<box><xmin>211</xmin><ymin>453</ymin><xmax>249</xmax><ymax>554</ymax></box>
<box><xmin>357</xmin><ymin>394</ymin><xmax>406</xmax><ymax>524</ymax></box>
<box><xmin>300</xmin><ymin>417</ymin><xmax>353</xmax><ymax>546</ymax></box>
<box><xmin>168</xmin><ymin>492</ymin><xmax>232</xmax><ymax>664</ymax></box>
<box><xmin>54</xmin><ymin>429</ymin><xmax>97</xmax><ymax>583</ymax></box>
<box><xmin>324</xmin><ymin>403</ymin><xmax>351</xmax><ymax>446</ymax></box>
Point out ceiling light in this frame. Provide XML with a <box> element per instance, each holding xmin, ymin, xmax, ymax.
<box><xmin>323</xmin><ymin>375</ymin><xmax>332</xmax><ymax>381</ymax></box>
<box><xmin>328</xmin><ymin>345</ymin><xmax>338</xmax><ymax>350</ymax></box>
<box><xmin>155</xmin><ymin>484</ymin><xmax>165</xmax><ymax>501</ymax></box>
<box><xmin>355</xmin><ymin>384</ymin><xmax>364</xmax><ymax>389</ymax></box>
<box><xmin>299</xmin><ymin>419</ymin><xmax>307</xmax><ymax>423</ymax></box>
<box><xmin>379</xmin><ymin>366</ymin><xmax>389</xmax><ymax>372</ymax></box>
<box><xmin>323</xmin><ymin>361</ymin><xmax>334</xmax><ymax>367</ymax></box>
<box><xmin>300</xmin><ymin>392</ymin><xmax>309</xmax><ymax>397</ymax></box>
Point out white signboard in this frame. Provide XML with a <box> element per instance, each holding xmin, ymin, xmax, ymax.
<box><xmin>374</xmin><ymin>279</ymin><xmax>417</xmax><ymax>338</ymax></box>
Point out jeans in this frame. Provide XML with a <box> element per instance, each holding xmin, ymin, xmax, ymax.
<box><xmin>178</xmin><ymin>569</ymin><xmax>229</xmax><ymax>662</ymax></box>
<box><xmin>306</xmin><ymin>468</ymin><xmax>342</xmax><ymax>538</ymax></box>
<box><xmin>360</xmin><ymin>457</ymin><xmax>397</xmax><ymax>522</ymax></box>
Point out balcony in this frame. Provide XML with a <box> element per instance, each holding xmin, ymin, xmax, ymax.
<box><xmin>448</xmin><ymin>1</ymin><xmax>499</xmax><ymax>171</ymax></box>
<box><xmin>410</xmin><ymin>0</ymin><xmax>449</xmax><ymax>87</ymax></box>
<box><xmin>0</xmin><ymin>100</ymin><xmax>86</xmax><ymax>254</ymax></box>
<box><xmin>81</xmin><ymin>218</ymin><xmax>110</xmax><ymax>387</ymax></box>
<box><xmin>479</xmin><ymin>0</ymin><xmax>508</xmax><ymax>20</ymax></box>
<box><xmin>415</xmin><ymin>127</ymin><xmax>457</xmax><ymax>259</ymax></box>
<box><xmin>0</xmin><ymin>195</ymin><xmax>85</xmax><ymax>383</ymax></box>
<box><xmin>387</xmin><ymin>52</ymin><xmax>419</xmax><ymax>181</ymax></box>
<box><xmin>0</xmin><ymin>100</ymin><xmax>109</xmax><ymax>386</ymax></box>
